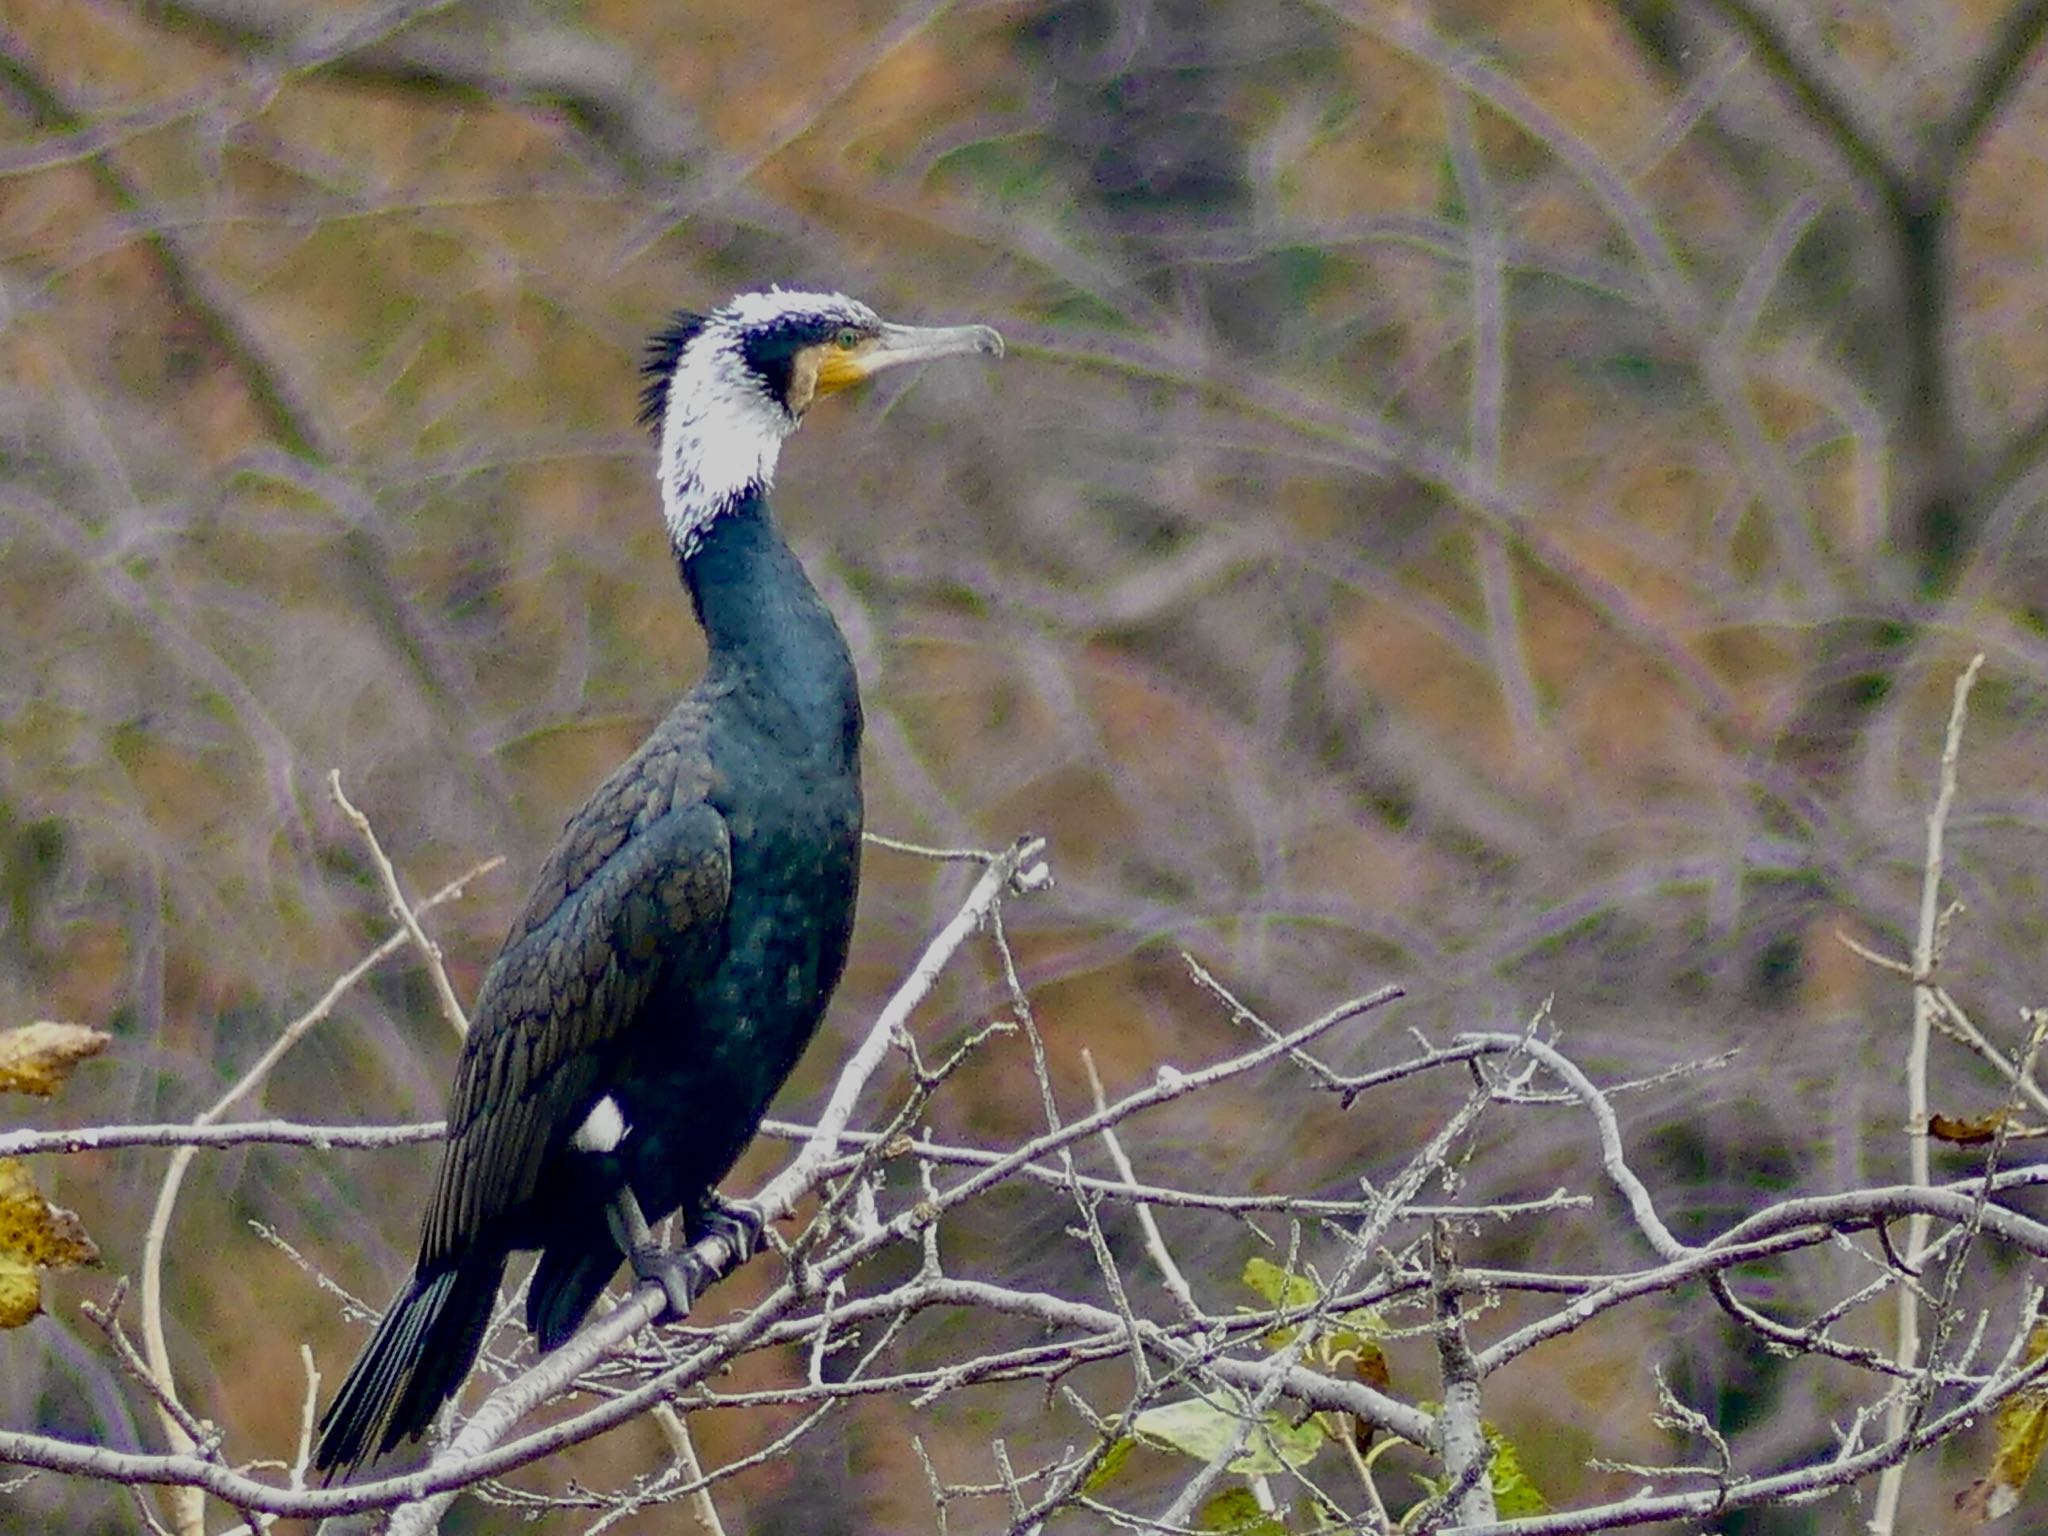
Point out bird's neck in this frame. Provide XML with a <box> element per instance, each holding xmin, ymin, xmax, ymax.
<box><xmin>658</xmin><ymin>348</ymin><xmax>792</xmax><ymax>559</ymax></box>
<box><xmin>679</xmin><ymin>490</ymin><xmax>861</xmax><ymax>759</ymax></box>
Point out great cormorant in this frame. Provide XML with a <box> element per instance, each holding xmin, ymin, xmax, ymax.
<box><xmin>312</xmin><ymin>290</ymin><xmax>1003</xmax><ymax>1480</ymax></box>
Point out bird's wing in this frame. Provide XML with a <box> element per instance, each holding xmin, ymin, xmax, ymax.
<box><xmin>417</xmin><ymin>784</ymin><xmax>731</xmax><ymax>1270</ymax></box>
<box><xmin>501</xmin><ymin>725</ymin><xmax>713</xmax><ymax>950</ymax></box>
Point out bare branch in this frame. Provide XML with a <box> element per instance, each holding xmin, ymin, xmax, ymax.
<box><xmin>1422</xmin><ymin>1222</ymin><xmax>1494</xmax><ymax>1528</ymax></box>
<box><xmin>1084</xmin><ymin>1050</ymin><xmax>1201</xmax><ymax>1323</ymax></box>
<box><xmin>137</xmin><ymin>0</ymin><xmax>708</xmax><ymax>182</ymax></box>
<box><xmin>0</xmin><ymin>1120</ymin><xmax>445</xmax><ymax>1159</ymax></box>
<box><xmin>329</xmin><ymin>771</ymin><xmax>470</xmax><ymax>1039</ymax></box>
<box><xmin>1872</xmin><ymin>651</ymin><xmax>1985</xmax><ymax>1536</ymax></box>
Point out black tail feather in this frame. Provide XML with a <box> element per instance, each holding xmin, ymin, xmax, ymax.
<box><xmin>526</xmin><ymin>1236</ymin><xmax>620</xmax><ymax>1352</ymax></box>
<box><xmin>314</xmin><ymin>1254</ymin><xmax>503</xmax><ymax>1482</ymax></box>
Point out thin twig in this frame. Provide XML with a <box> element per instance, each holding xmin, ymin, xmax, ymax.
<box><xmin>860</xmin><ymin>830</ymin><xmax>1007</xmax><ymax>864</ymax></box>
<box><xmin>292</xmin><ymin>1345</ymin><xmax>319</xmax><ymax>1493</ymax></box>
<box><xmin>1927</xmin><ymin>986</ymin><xmax>2048</xmax><ymax>1118</ymax></box>
<box><xmin>330</xmin><ymin>770</ymin><xmax>470</xmax><ymax>1040</ymax></box>
<box><xmin>1871</xmin><ymin>652</ymin><xmax>1983</xmax><ymax>1536</ymax></box>
<box><xmin>81</xmin><ymin>1290</ymin><xmax>214</xmax><ymax>1457</ymax></box>
<box><xmin>651</xmin><ymin>1407</ymin><xmax>724</xmax><ymax>1536</ymax></box>
<box><xmin>1084</xmin><ymin>1050</ymin><xmax>1201</xmax><ymax>1322</ymax></box>
<box><xmin>0</xmin><ymin>1119</ymin><xmax>445</xmax><ymax>1158</ymax></box>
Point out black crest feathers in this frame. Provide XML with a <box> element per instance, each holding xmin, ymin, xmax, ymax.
<box><xmin>639</xmin><ymin>312</ymin><xmax>709</xmax><ymax>430</ymax></box>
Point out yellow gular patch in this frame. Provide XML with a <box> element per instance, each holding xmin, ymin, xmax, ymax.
<box><xmin>813</xmin><ymin>338</ymin><xmax>881</xmax><ymax>397</ymax></box>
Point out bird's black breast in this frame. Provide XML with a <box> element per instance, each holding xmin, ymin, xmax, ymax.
<box><xmin>425</xmin><ymin>494</ymin><xmax>867</xmax><ymax>1265</ymax></box>
<box><xmin>604</xmin><ymin>695</ymin><xmax>863</xmax><ymax>1217</ymax></box>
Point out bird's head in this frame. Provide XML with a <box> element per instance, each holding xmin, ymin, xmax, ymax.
<box><xmin>640</xmin><ymin>288</ymin><xmax>1003</xmax><ymax>557</ymax></box>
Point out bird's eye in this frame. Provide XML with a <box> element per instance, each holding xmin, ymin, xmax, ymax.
<box><xmin>833</xmin><ymin>327</ymin><xmax>862</xmax><ymax>350</ymax></box>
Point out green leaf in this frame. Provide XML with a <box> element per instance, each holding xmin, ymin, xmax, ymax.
<box><xmin>1084</xmin><ymin>1435</ymin><xmax>1136</xmax><ymax>1493</ymax></box>
<box><xmin>1196</xmin><ymin>1486</ymin><xmax>1288</xmax><ymax>1535</ymax></box>
<box><xmin>1486</xmin><ymin>1426</ymin><xmax>1548</xmax><ymax>1518</ymax></box>
<box><xmin>1132</xmin><ymin>1396</ymin><xmax>1327</xmax><ymax>1476</ymax></box>
<box><xmin>1244</xmin><ymin>1256</ymin><xmax>1320</xmax><ymax>1311</ymax></box>
<box><xmin>1243</xmin><ymin>1260</ymin><xmax>1389</xmax><ymax>1370</ymax></box>
<box><xmin>1404</xmin><ymin>1426</ymin><xmax>1546</xmax><ymax>1521</ymax></box>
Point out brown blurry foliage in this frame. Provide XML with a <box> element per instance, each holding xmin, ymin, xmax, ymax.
<box><xmin>3</xmin><ymin>0</ymin><xmax>2048</xmax><ymax>1530</ymax></box>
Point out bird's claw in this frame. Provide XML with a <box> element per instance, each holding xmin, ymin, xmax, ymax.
<box><xmin>694</xmin><ymin>1193</ymin><xmax>767</xmax><ymax>1264</ymax></box>
<box><xmin>628</xmin><ymin>1195</ymin><xmax>766</xmax><ymax>1323</ymax></box>
<box><xmin>631</xmin><ymin>1245</ymin><xmax>714</xmax><ymax>1323</ymax></box>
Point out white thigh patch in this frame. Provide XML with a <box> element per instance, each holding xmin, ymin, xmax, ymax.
<box><xmin>571</xmin><ymin>1094</ymin><xmax>628</xmax><ymax>1154</ymax></box>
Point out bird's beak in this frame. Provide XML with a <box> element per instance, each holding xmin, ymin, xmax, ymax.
<box><xmin>873</xmin><ymin>321</ymin><xmax>1006</xmax><ymax>366</ymax></box>
<box><xmin>814</xmin><ymin>321</ymin><xmax>1005</xmax><ymax>395</ymax></box>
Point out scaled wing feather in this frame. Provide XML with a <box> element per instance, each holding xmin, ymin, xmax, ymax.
<box><xmin>420</xmin><ymin>790</ymin><xmax>731</xmax><ymax>1270</ymax></box>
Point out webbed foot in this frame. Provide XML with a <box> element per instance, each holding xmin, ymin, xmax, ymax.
<box><xmin>693</xmin><ymin>1192</ymin><xmax>767</xmax><ymax>1265</ymax></box>
<box><xmin>629</xmin><ymin>1243</ymin><xmax>717</xmax><ymax>1323</ymax></box>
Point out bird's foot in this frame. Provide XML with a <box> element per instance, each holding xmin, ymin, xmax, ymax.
<box><xmin>693</xmin><ymin>1192</ymin><xmax>767</xmax><ymax>1265</ymax></box>
<box><xmin>630</xmin><ymin>1244</ymin><xmax>716</xmax><ymax>1324</ymax></box>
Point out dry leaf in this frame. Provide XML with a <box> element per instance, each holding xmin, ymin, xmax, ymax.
<box><xmin>1351</xmin><ymin>1334</ymin><xmax>1393</xmax><ymax>1451</ymax></box>
<box><xmin>1957</xmin><ymin>1321</ymin><xmax>2048</xmax><ymax>1523</ymax></box>
<box><xmin>0</xmin><ymin>1022</ymin><xmax>110</xmax><ymax>1097</ymax></box>
<box><xmin>0</xmin><ymin>1157</ymin><xmax>100</xmax><ymax>1327</ymax></box>
<box><xmin>1927</xmin><ymin>1110</ymin><xmax>2038</xmax><ymax>1146</ymax></box>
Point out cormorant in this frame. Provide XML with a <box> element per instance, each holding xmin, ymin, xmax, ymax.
<box><xmin>312</xmin><ymin>290</ymin><xmax>1003</xmax><ymax>1480</ymax></box>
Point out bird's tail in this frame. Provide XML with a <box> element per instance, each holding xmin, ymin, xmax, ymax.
<box><xmin>313</xmin><ymin>1254</ymin><xmax>504</xmax><ymax>1483</ymax></box>
<box><xmin>527</xmin><ymin>1229</ymin><xmax>620</xmax><ymax>1351</ymax></box>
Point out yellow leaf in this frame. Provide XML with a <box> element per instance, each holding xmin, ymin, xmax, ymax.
<box><xmin>0</xmin><ymin>1157</ymin><xmax>99</xmax><ymax>1327</ymax></box>
<box><xmin>1243</xmin><ymin>1255</ymin><xmax>1319</xmax><ymax>1310</ymax></box>
<box><xmin>1957</xmin><ymin>1322</ymin><xmax>2048</xmax><ymax>1523</ymax></box>
<box><xmin>1196</xmin><ymin>1486</ymin><xmax>1287</xmax><ymax>1534</ymax></box>
<box><xmin>0</xmin><ymin>1021</ymin><xmax>109</xmax><ymax>1097</ymax></box>
<box><xmin>1927</xmin><ymin>1110</ymin><xmax>2037</xmax><ymax>1147</ymax></box>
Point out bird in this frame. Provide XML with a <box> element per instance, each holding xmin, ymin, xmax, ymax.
<box><xmin>312</xmin><ymin>288</ymin><xmax>1004</xmax><ymax>1481</ymax></box>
